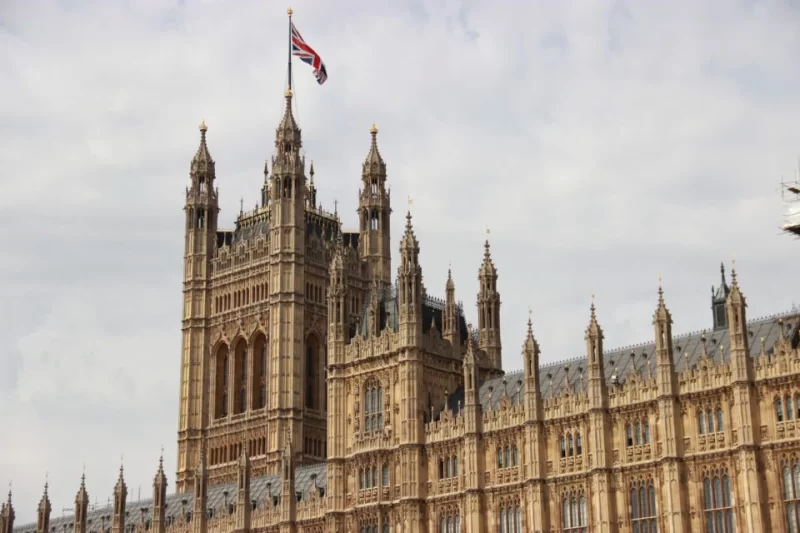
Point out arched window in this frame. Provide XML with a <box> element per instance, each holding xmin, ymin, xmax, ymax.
<box><xmin>783</xmin><ymin>463</ymin><xmax>800</xmax><ymax>532</ymax></box>
<box><xmin>364</xmin><ymin>381</ymin><xmax>383</xmax><ymax>434</ymax></box>
<box><xmin>232</xmin><ymin>339</ymin><xmax>247</xmax><ymax>415</ymax></box>
<box><xmin>382</xmin><ymin>463</ymin><xmax>389</xmax><ymax>486</ymax></box>
<box><xmin>777</xmin><ymin>398</ymin><xmax>785</xmax><ymax>423</ymax></box>
<box><xmin>305</xmin><ymin>335</ymin><xmax>323</xmax><ymax>410</ymax></box>
<box><xmin>251</xmin><ymin>333</ymin><xmax>268</xmax><ymax>410</ymax></box>
<box><xmin>703</xmin><ymin>473</ymin><xmax>734</xmax><ymax>532</ymax></box>
<box><xmin>787</xmin><ymin>396</ymin><xmax>796</xmax><ymax>420</ymax></box>
<box><xmin>698</xmin><ymin>410</ymin><xmax>706</xmax><ymax>434</ymax></box>
<box><xmin>630</xmin><ymin>482</ymin><xmax>657</xmax><ymax>532</ymax></box>
<box><xmin>498</xmin><ymin>504</ymin><xmax>522</xmax><ymax>533</ymax></box>
<box><xmin>439</xmin><ymin>509</ymin><xmax>460</xmax><ymax>533</ymax></box>
<box><xmin>562</xmin><ymin>495</ymin><xmax>587</xmax><ymax>532</ymax></box>
<box><xmin>707</xmin><ymin>411</ymin><xmax>715</xmax><ymax>433</ymax></box>
<box><xmin>635</xmin><ymin>422</ymin><xmax>642</xmax><ymax>445</ymax></box>
<box><xmin>214</xmin><ymin>344</ymin><xmax>230</xmax><ymax>419</ymax></box>
<box><xmin>643</xmin><ymin>422</ymin><xmax>650</xmax><ymax>444</ymax></box>
<box><xmin>627</xmin><ymin>424</ymin><xmax>633</xmax><ymax>447</ymax></box>
<box><xmin>716</xmin><ymin>409</ymin><xmax>724</xmax><ymax>432</ymax></box>
<box><xmin>560</xmin><ymin>436</ymin><xmax>567</xmax><ymax>458</ymax></box>
<box><xmin>382</xmin><ymin>524</ymin><xmax>390</xmax><ymax>533</ymax></box>
<box><xmin>567</xmin><ymin>434</ymin><xmax>574</xmax><ymax>456</ymax></box>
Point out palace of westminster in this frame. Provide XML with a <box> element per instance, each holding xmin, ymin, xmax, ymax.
<box><xmin>4</xmin><ymin>87</ymin><xmax>800</xmax><ymax>533</ymax></box>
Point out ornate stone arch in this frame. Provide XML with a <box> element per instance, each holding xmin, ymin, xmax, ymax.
<box><xmin>212</xmin><ymin>342</ymin><xmax>230</xmax><ymax>419</ymax></box>
<box><xmin>304</xmin><ymin>331</ymin><xmax>324</xmax><ymax>411</ymax></box>
<box><xmin>250</xmin><ymin>330</ymin><xmax>269</xmax><ymax>410</ymax></box>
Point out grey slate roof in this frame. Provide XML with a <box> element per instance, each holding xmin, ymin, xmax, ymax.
<box><xmin>12</xmin><ymin>464</ymin><xmax>326</xmax><ymax>533</ymax></box>
<box><xmin>355</xmin><ymin>285</ymin><xmax>468</xmax><ymax>344</ymax></box>
<box><xmin>446</xmin><ymin>311</ymin><xmax>800</xmax><ymax>413</ymax></box>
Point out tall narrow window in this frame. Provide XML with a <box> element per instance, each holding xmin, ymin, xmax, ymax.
<box><xmin>707</xmin><ymin>411</ymin><xmax>715</xmax><ymax>433</ymax></box>
<box><xmin>627</xmin><ymin>424</ymin><xmax>633</xmax><ymax>447</ymax></box>
<box><xmin>232</xmin><ymin>339</ymin><xmax>247</xmax><ymax>415</ymax></box>
<box><xmin>787</xmin><ymin>396</ymin><xmax>795</xmax><ymax>421</ymax></box>
<box><xmin>251</xmin><ymin>334</ymin><xmax>267</xmax><ymax>410</ymax></box>
<box><xmin>563</xmin><ymin>495</ymin><xmax>587</xmax><ymax>532</ymax></box>
<box><xmin>215</xmin><ymin>345</ymin><xmax>230</xmax><ymax>419</ymax></box>
<box><xmin>717</xmin><ymin>409</ymin><xmax>724</xmax><ymax>431</ymax></box>
<box><xmin>575</xmin><ymin>434</ymin><xmax>582</xmax><ymax>456</ymax></box>
<box><xmin>777</xmin><ymin>398</ymin><xmax>785</xmax><ymax>423</ymax></box>
<box><xmin>703</xmin><ymin>473</ymin><xmax>734</xmax><ymax>533</ymax></box>
<box><xmin>630</xmin><ymin>483</ymin><xmax>657</xmax><ymax>533</ymax></box>
<box><xmin>698</xmin><ymin>411</ymin><xmax>706</xmax><ymax>434</ymax></box>
<box><xmin>364</xmin><ymin>380</ymin><xmax>383</xmax><ymax>434</ymax></box>
<box><xmin>644</xmin><ymin>422</ymin><xmax>650</xmax><ymax>444</ymax></box>
<box><xmin>783</xmin><ymin>464</ymin><xmax>800</xmax><ymax>533</ymax></box>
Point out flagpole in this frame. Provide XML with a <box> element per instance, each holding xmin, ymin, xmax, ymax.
<box><xmin>287</xmin><ymin>7</ymin><xmax>293</xmax><ymax>91</ymax></box>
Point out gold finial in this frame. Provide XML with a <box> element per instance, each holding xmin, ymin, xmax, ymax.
<box><xmin>370</xmin><ymin>122</ymin><xmax>378</xmax><ymax>135</ymax></box>
<box><xmin>287</xmin><ymin>7</ymin><xmax>293</xmax><ymax>16</ymax></box>
<box><xmin>407</xmin><ymin>194</ymin><xmax>413</xmax><ymax>208</ymax></box>
<box><xmin>199</xmin><ymin>119</ymin><xmax>207</xmax><ymax>133</ymax></box>
<box><xmin>284</xmin><ymin>87</ymin><xmax>293</xmax><ymax>98</ymax></box>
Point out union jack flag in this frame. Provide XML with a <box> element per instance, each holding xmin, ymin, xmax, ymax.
<box><xmin>291</xmin><ymin>22</ymin><xmax>328</xmax><ymax>85</ymax></box>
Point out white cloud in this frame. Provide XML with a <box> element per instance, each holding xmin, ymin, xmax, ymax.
<box><xmin>1</xmin><ymin>0</ymin><xmax>799</xmax><ymax>521</ymax></box>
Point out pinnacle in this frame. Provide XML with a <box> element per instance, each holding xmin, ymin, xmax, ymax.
<box><xmin>363</xmin><ymin>123</ymin><xmax>385</xmax><ymax>173</ymax></box>
<box><xmin>192</xmin><ymin>121</ymin><xmax>213</xmax><ymax>166</ymax></box>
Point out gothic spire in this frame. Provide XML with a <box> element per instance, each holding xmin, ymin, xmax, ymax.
<box><xmin>362</xmin><ymin>123</ymin><xmax>386</xmax><ymax>178</ymax></box>
<box><xmin>275</xmin><ymin>88</ymin><xmax>302</xmax><ymax>149</ymax></box>
<box><xmin>191</xmin><ymin>120</ymin><xmax>214</xmax><ymax>169</ymax></box>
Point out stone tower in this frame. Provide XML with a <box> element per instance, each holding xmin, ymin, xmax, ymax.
<box><xmin>177</xmin><ymin>121</ymin><xmax>219</xmax><ymax>491</ymax></box>
<box><xmin>358</xmin><ymin>125</ymin><xmax>392</xmax><ymax>286</ymax></box>
<box><xmin>268</xmin><ymin>88</ymin><xmax>308</xmax><ymax>456</ymax></box>
<box><xmin>477</xmin><ymin>238</ymin><xmax>502</xmax><ymax>372</ymax></box>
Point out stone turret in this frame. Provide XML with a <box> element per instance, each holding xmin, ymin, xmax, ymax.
<box><xmin>477</xmin><ymin>237</ymin><xmax>501</xmax><ymax>371</ymax></box>
<box><xmin>35</xmin><ymin>482</ymin><xmax>51</xmax><ymax>533</ymax></box>
<box><xmin>111</xmin><ymin>465</ymin><xmax>127</xmax><ymax>533</ymax></box>
<box><xmin>152</xmin><ymin>455</ymin><xmax>167</xmax><ymax>533</ymax></box>
<box><xmin>74</xmin><ymin>473</ymin><xmax>89</xmax><ymax>533</ymax></box>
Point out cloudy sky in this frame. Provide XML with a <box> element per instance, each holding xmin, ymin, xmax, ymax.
<box><xmin>2</xmin><ymin>0</ymin><xmax>799</xmax><ymax>522</ymax></box>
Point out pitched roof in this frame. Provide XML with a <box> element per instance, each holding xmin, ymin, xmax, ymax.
<box><xmin>12</xmin><ymin>464</ymin><xmax>327</xmax><ymax>533</ymax></box>
<box><xmin>447</xmin><ymin>311</ymin><xmax>800</xmax><ymax>413</ymax></box>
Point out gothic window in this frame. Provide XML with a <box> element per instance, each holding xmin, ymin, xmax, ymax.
<box><xmin>575</xmin><ymin>434</ymin><xmax>582</xmax><ymax>455</ymax></box>
<box><xmin>707</xmin><ymin>411</ymin><xmax>715</xmax><ymax>433</ymax></box>
<box><xmin>699</xmin><ymin>410</ymin><xmax>706</xmax><ymax>434</ymax></box>
<box><xmin>251</xmin><ymin>333</ymin><xmax>268</xmax><ymax>410</ymax></box>
<box><xmin>382</xmin><ymin>463</ymin><xmax>389</xmax><ymax>486</ymax></box>
<box><xmin>560</xmin><ymin>433</ymin><xmax>581</xmax><ymax>457</ymax></box>
<box><xmin>497</xmin><ymin>444</ymin><xmax>519</xmax><ymax>468</ymax></box>
<box><xmin>630</xmin><ymin>482</ymin><xmax>657</xmax><ymax>533</ymax></box>
<box><xmin>383</xmin><ymin>524</ymin><xmax>390</xmax><ymax>533</ymax></box>
<box><xmin>305</xmin><ymin>335</ymin><xmax>323</xmax><ymax>410</ymax></box>
<box><xmin>717</xmin><ymin>409</ymin><xmax>724</xmax><ymax>431</ymax></box>
<box><xmin>439</xmin><ymin>510</ymin><xmax>461</xmax><ymax>533</ymax></box>
<box><xmin>439</xmin><ymin>454</ymin><xmax>458</xmax><ymax>479</ymax></box>
<box><xmin>783</xmin><ymin>463</ymin><xmax>800</xmax><ymax>533</ymax></box>
<box><xmin>703</xmin><ymin>472</ymin><xmax>734</xmax><ymax>533</ymax></box>
<box><xmin>364</xmin><ymin>381</ymin><xmax>383</xmax><ymax>434</ymax></box>
<box><xmin>215</xmin><ymin>344</ymin><xmax>230</xmax><ymax>419</ymax></box>
<box><xmin>499</xmin><ymin>504</ymin><xmax>522</xmax><ymax>533</ymax></box>
<box><xmin>562</xmin><ymin>494</ymin><xmax>587</xmax><ymax>532</ymax></box>
<box><xmin>232</xmin><ymin>339</ymin><xmax>247</xmax><ymax>415</ymax></box>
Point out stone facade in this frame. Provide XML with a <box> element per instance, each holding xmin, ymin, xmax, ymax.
<box><xmin>7</xmin><ymin>92</ymin><xmax>800</xmax><ymax>533</ymax></box>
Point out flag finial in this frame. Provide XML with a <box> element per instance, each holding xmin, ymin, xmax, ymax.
<box><xmin>287</xmin><ymin>7</ymin><xmax>293</xmax><ymax>16</ymax></box>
